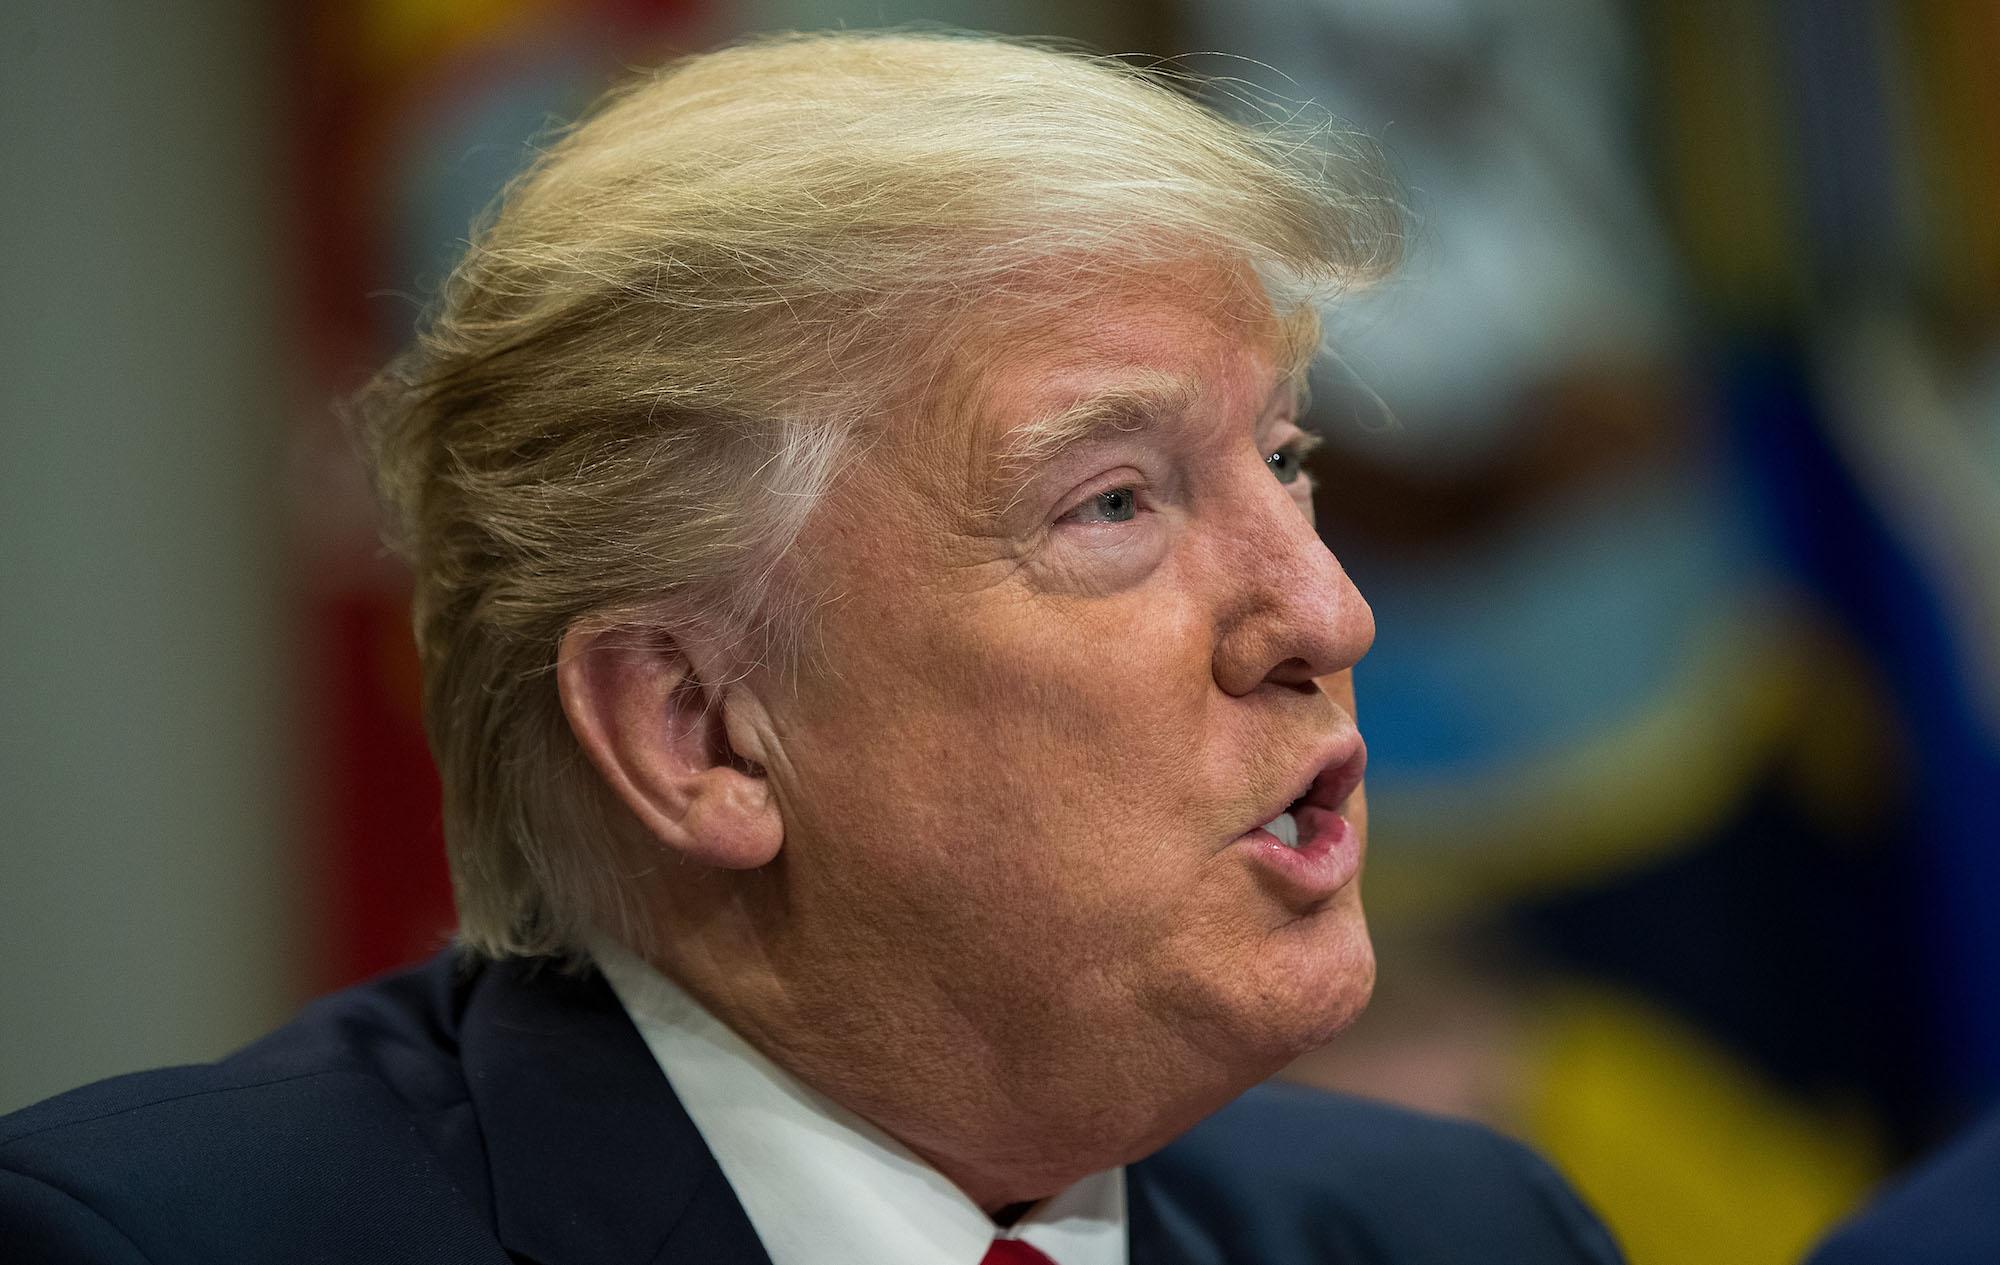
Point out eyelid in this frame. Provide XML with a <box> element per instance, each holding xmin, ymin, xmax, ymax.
<box><xmin>1272</xmin><ymin>429</ymin><xmax>1324</xmax><ymax>459</ymax></box>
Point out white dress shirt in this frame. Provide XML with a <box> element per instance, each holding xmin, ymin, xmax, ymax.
<box><xmin>592</xmin><ymin>936</ymin><xmax>1128</xmax><ymax>1265</ymax></box>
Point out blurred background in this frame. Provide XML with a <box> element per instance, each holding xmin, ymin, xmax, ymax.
<box><xmin>4</xmin><ymin>2</ymin><xmax>1998</xmax><ymax>1262</ymax></box>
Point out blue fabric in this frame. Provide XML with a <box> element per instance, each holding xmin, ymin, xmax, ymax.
<box><xmin>0</xmin><ymin>952</ymin><xmax>1623</xmax><ymax>1264</ymax></box>
<box><xmin>1807</xmin><ymin>1106</ymin><xmax>2000</xmax><ymax>1265</ymax></box>
<box><xmin>1726</xmin><ymin>342</ymin><xmax>2000</xmax><ymax>1110</ymax></box>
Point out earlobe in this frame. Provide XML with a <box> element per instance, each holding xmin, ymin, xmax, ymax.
<box><xmin>556</xmin><ymin>622</ymin><xmax>784</xmax><ymax>870</ymax></box>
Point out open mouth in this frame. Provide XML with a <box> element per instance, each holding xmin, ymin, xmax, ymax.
<box><xmin>1251</xmin><ymin>742</ymin><xmax>1365</xmax><ymax>849</ymax></box>
<box><xmin>1261</xmin><ymin>804</ymin><xmax>1304</xmax><ymax>848</ymax></box>
<box><xmin>1235</xmin><ymin>741</ymin><xmax>1367</xmax><ymax>907</ymax></box>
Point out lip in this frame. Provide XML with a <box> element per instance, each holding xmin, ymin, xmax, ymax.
<box><xmin>1233</xmin><ymin>737</ymin><xmax>1367</xmax><ymax>912</ymax></box>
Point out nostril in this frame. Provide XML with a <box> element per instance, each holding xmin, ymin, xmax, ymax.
<box><xmin>1265</xmin><ymin>656</ymin><xmax>1322</xmax><ymax>692</ymax></box>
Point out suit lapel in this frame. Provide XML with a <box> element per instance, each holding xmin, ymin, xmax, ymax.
<box><xmin>1125</xmin><ymin>1159</ymin><xmax>1226</xmax><ymax>1265</ymax></box>
<box><xmin>457</xmin><ymin>956</ymin><xmax>773</xmax><ymax>1265</ymax></box>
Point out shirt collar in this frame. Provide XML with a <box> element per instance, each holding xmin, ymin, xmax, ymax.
<box><xmin>452</xmin><ymin>951</ymin><xmax>771</xmax><ymax>1265</ymax></box>
<box><xmin>592</xmin><ymin>936</ymin><xmax>1128</xmax><ymax>1265</ymax></box>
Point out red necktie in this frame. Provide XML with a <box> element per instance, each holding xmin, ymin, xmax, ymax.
<box><xmin>981</xmin><ymin>1239</ymin><xmax>1057</xmax><ymax>1265</ymax></box>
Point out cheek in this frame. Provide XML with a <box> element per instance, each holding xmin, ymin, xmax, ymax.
<box><xmin>771</xmin><ymin>549</ymin><xmax>1376</xmax><ymax>1055</ymax></box>
<box><xmin>974</xmin><ymin>596</ymin><xmax>1229</xmax><ymax>845</ymax></box>
<box><xmin>780</xmin><ymin>586</ymin><xmax>1223</xmax><ymax>915</ymax></box>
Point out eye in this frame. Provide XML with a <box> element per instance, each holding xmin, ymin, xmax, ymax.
<box><xmin>1266</xmin><ymin>441</ymin><xmax>1307</xmax><ymax>485</ymax></box>
<box><xmin>1064</xmin><ymin>487</ymin><xmax>1139</xmax><ymax>524</ymax></box>
<box><xmin>1272</xmin><ymin>440</ymin><xmax>1320</xmax><ymax>488</ymax></box>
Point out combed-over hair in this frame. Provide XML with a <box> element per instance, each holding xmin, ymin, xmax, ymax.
<box><xmin>357</xmin><ymin>29</ymin><xmax>1400</xmax><ymax>961</ymax></box>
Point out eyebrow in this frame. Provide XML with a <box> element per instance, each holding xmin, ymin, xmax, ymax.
<box><xmin>989</xmin><ymin>368</ymin><xmax>1308</xmax><ymax>497</ymax></box>
<box><xmin>992</xmin><ymin>372</ymin><xmax>1203</xmax><ymax>482</ymax></box>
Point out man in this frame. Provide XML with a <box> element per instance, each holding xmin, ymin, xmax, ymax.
<box><xmin>0</xmin><ymin>32</ymin><xmax>1623</xmax><ymax>1264</ymax></box>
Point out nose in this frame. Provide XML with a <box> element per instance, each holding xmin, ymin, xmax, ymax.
<box><xmin>1210</xmin><ymin>473</ymin><xmax>1374</xmax><ymax>697</ymax></box>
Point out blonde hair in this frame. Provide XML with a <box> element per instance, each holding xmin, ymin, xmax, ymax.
<box><xmin>359</xmin><ymin>29</ymin><xmax>1399</xmax><ymax>960</ymax></box>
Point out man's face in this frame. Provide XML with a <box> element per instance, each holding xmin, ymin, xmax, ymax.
<box><xmin>758</xmin><ymin>267</ymin><xmax>1375</xmax><ymax>1093</ymax></box>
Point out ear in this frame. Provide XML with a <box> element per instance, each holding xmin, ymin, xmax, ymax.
<box><xmin>556</xmin><ymin>621</ymin><xmax>783</xmax><ymax>870</ymax></box>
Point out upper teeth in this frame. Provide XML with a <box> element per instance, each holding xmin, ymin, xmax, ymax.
<box><xmin>1267</xmin><ymin>811</ymin><xmax>1300</xmax><ymax>848</ymax></box>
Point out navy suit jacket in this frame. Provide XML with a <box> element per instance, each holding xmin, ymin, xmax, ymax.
<box><xmin>1805</xmin><ymin>1106</ymin><xmax>2000</xmax><ymax>1265</ymax></box>
<box><xmin>0</xmin><ymin>952</ymin><xmax>1623</xmax><ymax>1264</ymax></box>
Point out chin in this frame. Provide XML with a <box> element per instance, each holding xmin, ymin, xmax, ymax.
<box><xmin>1238</xmin><ymin>892</ymin><xmax>1377</xmax><ymax>1061</ymax></box>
